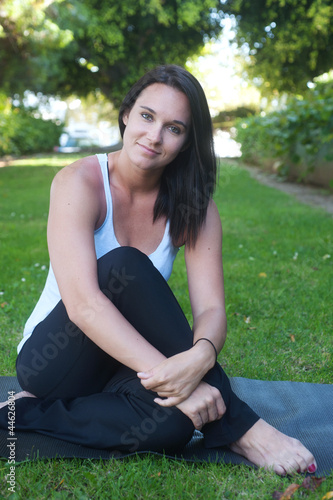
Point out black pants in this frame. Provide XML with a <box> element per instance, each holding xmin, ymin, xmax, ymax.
<box><xmin>6</xmin><ymin>247</ymin><xmax>259</xmax><ymax>452</ymax></box>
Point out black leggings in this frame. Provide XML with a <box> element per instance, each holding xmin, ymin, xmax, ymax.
<box><xmin>9</xmin><ymin>247</ymin><xmax>259</xmax><ymax>452</ymax></box>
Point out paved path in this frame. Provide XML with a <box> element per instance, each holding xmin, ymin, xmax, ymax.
<box><xmin>242</xmin><ymin>164</ymin><xmax>333</xmax><ymax>217</ymax></box>
<box><xmin>214</xmin><ymin>132</ymin><xmax>333</xmax><ymax>217</ymax></box>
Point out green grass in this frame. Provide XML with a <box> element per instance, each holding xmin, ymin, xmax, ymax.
<box><xmin>0</xmin><ymin>156</ymin><xmax>332</xmax><ymax>498</ymax></box>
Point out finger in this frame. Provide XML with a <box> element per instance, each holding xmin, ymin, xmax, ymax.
<box><xmin>206</xmin><ymin>405</ymin><xmax>219</xmax><ymax>424</ymax></box>
<box><xmin>216</xmin><ymin>395</ymin><xmax>227</xmax><ymax>419</ymax></box>
<box><xmin>200</xmin><ymin>407</ymin><xmax>209</xmax><ymax>425</ymax></box>
<box><xmin>188</xmin><ymin>412</ymin><xmax>203</xmax><ymax>430</ymax></box>
<box><xmin>137</xmin><ymin>371</ymin><xmax>166</xmax><ymax>386</ymax></box>
<box><xmin>139</xmin><ymin>378</ymin><xmax>154</xmax><ymax>390</ymax></box>
<box><xmin>154</xmin><ymin>396</ymin><xmax>181</xmax><ymax>408</ymax></box>
<box><xmin>138</xmin><ymin>378</ymin><xmax>154</xmax><ymax>391</ymax></box>
<box><xmin>142</xmin><ymin>380</ymin><xmax>175</xmax><ymax>393</ymax></box>
<box><xmin>156</xmin><ymin>388</ymin><xmax>184</xmax><ymax>398</ymax></box>
<box><xmin>137</xmin><ymin>371</ymin><xmax>152</xmax><ymax>380</ymax></box>
<box><xmin>204</xmin><ymin>397</ymin><xmax>224</xmax><ymax>424</ymax></box>
<box><xmin>138</xmin><ymin>373</ymin><xmax>171</xmax><ymax>392</ymax></box>
<box><xmin>193</xmin><ymin>419</ymin><xmax>203</xmax><ymax>430</ymax></box>
<box><xmin>139</xmin><ymin>377</ymin><xmax>165</xmax><ymax>391</ymax></box>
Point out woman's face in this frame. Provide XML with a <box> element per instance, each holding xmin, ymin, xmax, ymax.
<box><xmin>122</xmin><ymin>83</ymin><xmax>191</xmax><ymax>173</ymax></box>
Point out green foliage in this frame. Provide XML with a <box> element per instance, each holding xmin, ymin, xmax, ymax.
<box><xmin>0</xmin><ymin>98</ymin><xmax>63</xmax><ymax>156</ymax></box>
<box><xmin>0</xmin><ymin>0</ymin><xmax>74</xmax><ymax>96</ymax></box>
<box><xmin>2</xmin><ymin>0</ymin><xmax>333</xmax><ymax>102</ymax></box>
<box><xmin>223</xmin><ymin>0</ymin><xmax>333</xmax><ymax>94</ymax></box>
<box><xmin>0</xmin><ymin>0</ymin><xmax>223</xmax><ymax>105</ymax></box>
<box><xmin>212</xmin><ymin>106</ymin><xmax>257</xmax><ymax>129</ymax></box>
<box><xmin>234</xmin><ymin>81</ymin><xmax>333</xmax><ymax>177</ymax></box>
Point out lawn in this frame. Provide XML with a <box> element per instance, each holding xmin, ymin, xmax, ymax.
<box><xmin>0</xmin><ymin>154</ymin><xmax>332</xmax><ymax>499</ymax></box>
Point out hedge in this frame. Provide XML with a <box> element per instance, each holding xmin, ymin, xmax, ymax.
<box><xmin>235</xmin><ymin>81</ymin><xmax>333</xmax><ymax>185</ymax></box>
<box><xmin>0</xmin><ymin>104</ymin><xmax>63</xmax><ymax>157</ymax></box>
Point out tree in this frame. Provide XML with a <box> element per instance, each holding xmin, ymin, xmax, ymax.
<box><xmin>0</xmin><ymin>1</ymin><xmax>74</xmax><ymax>96</ymax></box>
<box><xmin>0</xmin><ymin>0</ymin><xmax>224</xmax><ymax>105</ymax></box>
<box><xmin>222</xmin><ymin>0</ymin><xmax>333</xmax><ymax>94</ymax></box>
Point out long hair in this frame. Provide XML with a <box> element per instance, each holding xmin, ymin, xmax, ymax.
<box><xmin>118</xmin><ymin>65</ymin><xmax>217</xmax><ymax>248</ymax></box>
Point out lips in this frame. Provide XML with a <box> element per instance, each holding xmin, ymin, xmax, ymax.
<box><xmin>137</xmin><ymin>143</ymin><xmax>161</xmax><ymax>155</ymax></box>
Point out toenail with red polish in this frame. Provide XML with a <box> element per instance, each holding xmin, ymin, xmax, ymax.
<box><xmin>308</xmin><ymin>464</ymin><xmax>316</xmax><ymax>473</ymax></box>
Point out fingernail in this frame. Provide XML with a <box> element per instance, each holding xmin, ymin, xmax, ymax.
<box><xmin>308</xmin><ymin>464</ymin><xmax>316</xmax><ymax>473</ymax></box>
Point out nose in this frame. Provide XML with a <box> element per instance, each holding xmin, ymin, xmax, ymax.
<box><xmin>147</xmin><ymin>124</ymin><xmax>163</xmax><ymax>145</ymax></box>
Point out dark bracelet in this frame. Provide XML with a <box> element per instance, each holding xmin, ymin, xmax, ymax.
<box><xmin>193</xmin><ymin>338</ymin><xmax>218</xmax><ymax>364</ymax></box>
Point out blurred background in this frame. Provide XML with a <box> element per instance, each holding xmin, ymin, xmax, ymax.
<box><xmin>1</xmin><ymin>0</ymin><xmax>332</xmax><ymax>187</ymax></box>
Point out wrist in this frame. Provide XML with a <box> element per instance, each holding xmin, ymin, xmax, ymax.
<box><xmin>191</xmin><ymin>338</ymin><xmax>217</xmax><ymax>371</ymax></box>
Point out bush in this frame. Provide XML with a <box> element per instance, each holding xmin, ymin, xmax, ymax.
<box><xmin>235</xmin><ymin>82</ymin><xmax>333</xmax><ymax>178</ymax></box>
<box><xmin>212</xmin><ymin>106</ymin><xmax>257</xmax><ymax>129</ymax></box>
<box><xmin>0</xmin><ymin>100</ymin><xmax>63</xmax><ymax>156</ymax></box>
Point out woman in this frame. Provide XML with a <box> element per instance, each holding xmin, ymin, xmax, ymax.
<box><xmin>1</xmin><ymin>65</ymin><xmax>316</xmax><ymax>475</ymax></box>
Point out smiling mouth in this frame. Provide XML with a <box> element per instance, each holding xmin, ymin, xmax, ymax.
<box><xmin>137</xmin><ymin>143</ymin><xmax>161</xmax><ymax>155</ymax></box>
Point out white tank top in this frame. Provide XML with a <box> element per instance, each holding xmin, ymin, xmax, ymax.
<box><xmin>17</xmin><ymin>153</ymin><xmax>179</xmax><ymax>353</ymax></box>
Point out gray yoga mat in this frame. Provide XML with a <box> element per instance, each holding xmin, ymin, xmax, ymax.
<box><xmin>0</xmin><ymin>376</ymin><xmax>332</xmax><ymax>476</ymax></box>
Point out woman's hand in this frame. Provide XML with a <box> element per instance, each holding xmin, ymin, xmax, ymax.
<box><xmin>137</xmin><ymin>345</ymin><xmax>215</xmax><ymax>406</ymax></box>
<box><xmin>175</xmin><ymin>381</ymin><xmax>226</xmax><ymax>430</ymax></box>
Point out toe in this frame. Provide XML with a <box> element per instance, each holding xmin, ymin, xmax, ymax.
<box><xmin>274</xmin><ymin>464</ymin><xmax>288</xmax><ymax>476</ymax></box>
<box><xmin>307</xmin><ymin>463</ymin><xmax>317</xmax><ymax>473</ymax></box>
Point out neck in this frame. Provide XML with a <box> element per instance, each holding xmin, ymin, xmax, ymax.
<box><xmin>111</xmin><ymin>149</ymin><xmax>164</xmax><ymax>195</ymax></box>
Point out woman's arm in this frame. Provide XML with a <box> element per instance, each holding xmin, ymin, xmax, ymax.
<box><xmin>186</xmin><ymin>199</ymin><xmax>227</xmax><ymax>362</ymax></box>
<box><xmin>139</xmin><ymin>200</ymin><xmax>227</xmax><ymax>402</ymax></box>
<box><xmin>47</xmin><ymin>157</ymin><xmax>166</xmax><ymax>372</ymax></box>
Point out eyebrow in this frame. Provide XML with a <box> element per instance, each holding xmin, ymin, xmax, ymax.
<box><xmin>139</xmin><ymin>106</ymin><xmax>188</xmax><ymax>129</ymax></box>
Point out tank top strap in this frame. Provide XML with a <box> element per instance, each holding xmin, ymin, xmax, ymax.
<box><xmin>96</xmin><ymin>153</ymin><xmax>112</xmax><ymax>216</ymax></box>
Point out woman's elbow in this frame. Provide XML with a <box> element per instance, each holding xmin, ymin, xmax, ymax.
<box><xmin>64</xmin><ymin>292</ymin><xmax>105</xmax><ymax>331</ymax></box>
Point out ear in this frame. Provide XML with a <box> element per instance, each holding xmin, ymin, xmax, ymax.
<box><xmin>122</xmin><ymin>111</ymin><xmax>129</xmax><ymax>126</ymax></box>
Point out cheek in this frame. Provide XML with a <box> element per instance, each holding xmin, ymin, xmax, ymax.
<box><xmin>122</xmin><ymin>117</ymin><xmax>138</xmax><ymax>141</ymax></box>
<box><xmin>125</xmin><ymin>116</ymin><xmax>146</xmax><ymax>139</ymax></box>
<box><xmin>122</xmin><ymin>125</ymin><xmax>136</xmax><ymax>151</ymax></box>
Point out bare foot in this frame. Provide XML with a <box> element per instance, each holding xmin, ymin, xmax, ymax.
<box><xmin>0</xmin><ymin>391</ymin><xmax>36</xmax><ymax>409</ymax></box>
<box><xmin>230</xmin><ymin>419</ymin><xmax>317</xmax><ymax>476</ymax></box>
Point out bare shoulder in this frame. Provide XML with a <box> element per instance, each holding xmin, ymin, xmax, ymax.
<box><xmin>49</xmin><ymin>155</ymin><xmax>105</xmax><ymax>227</ymax></box>
<box><xmin>52</xmin><ymin>155</ymin><xmax>102</xmax><ymax>191</ymax></box>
